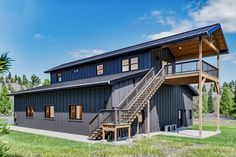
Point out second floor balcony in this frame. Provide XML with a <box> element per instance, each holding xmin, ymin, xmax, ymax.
<box><xmin>164</xmin><ymin>60</ymin><xmax>219</xmax><ymax>85</ymax></box>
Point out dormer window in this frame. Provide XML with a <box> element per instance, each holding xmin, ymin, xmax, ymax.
<box><xmin>96</xmin><ymin>64</ymin><xmax>104</xmax><ymax>75</ymax></box>
<box><xmin>57</xmin><ymin>73</ymin><xmax>62</xmax><ymax>82</ymax></box>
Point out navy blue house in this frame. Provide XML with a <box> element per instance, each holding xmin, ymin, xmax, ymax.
<box><xmin>12</xmin><ymin>24</ymin><xmax>228</xmax><ymax>140</ymax></box>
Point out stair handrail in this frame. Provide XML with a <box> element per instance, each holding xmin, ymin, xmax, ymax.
<box><xmin>127</xmin><ymin>67</ymin><xmax>166</xmax><ymax>121</ymax></box>
<box><xmin>126</xmin><ymin>66</ymin><xmax>165</xmax><ymax>111</ymax></box>
<box><xmin>117</xmin><ymin>68</ymin><xmax>155</xmax><ymax>110</ymax></box>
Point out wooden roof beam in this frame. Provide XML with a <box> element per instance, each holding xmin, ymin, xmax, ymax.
<box><xmin>203</xmin><ymin>38</ymin><xmax>220</xmax><ymax>54</ymax></box>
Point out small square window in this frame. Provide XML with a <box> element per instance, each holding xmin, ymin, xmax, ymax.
<box><xmin>96</xmin><ymin>64</ymin><xmax>104</xmax><ymax>75</ymax></box>
<box><xmin>130</xmin><ymin>57</ymin><xmax>138</xmax><ymax>70</ymax></box>
<box><xmin>69</xmin><ymin>105</ymin><xmax>83</xmax><ymax>120</ymax></box>
<box><xmin>57</xmin><ymin>73</ymin><xmax>62</xmax><ymax>82</ymax></box>
<box><xmin>122</xmin><ymin>59</ymin><xmax>129</xmax><ymax>72</ymax></box>
<box><xmin>44</xmin><ymin>105</ymin><xmax>54</xmax><ymax>118</ymax></box>
<box><xmin>26</xmin><ymin>106</ymin><xmax>34</xmax><ymax>117</ymax></box>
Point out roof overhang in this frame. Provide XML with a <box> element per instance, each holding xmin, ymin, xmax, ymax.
<box><xmin>45</xmin><ymin>23</ymin><xmax>229</xmax><ymax>73</ymax></box>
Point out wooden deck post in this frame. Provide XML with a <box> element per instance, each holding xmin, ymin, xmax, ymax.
<box><xmin>114</xmin><ymin>128</ymin><xmax>117</xmax><ymax>141</ymax></box>
<box><xmin>147</xmin><ymin>100</ymin><xmax>150</xmax><ymax>136</ymax></box>
<box><xmin>216</xmin><ymin>53</ymin><xmax>220</xmax><ymax>131</ymax></box>
<box><xmin>128</xmin><ymin>125</ymin><xmax>131</xmax><ymax>139</ymax></box>
<box><xmin>198</xmin><ymin>36</ymin><xmax>203</xmax><ymax>137</ymax></box>
<box><xmin>137</xmin><ymin>117</ymin><xmax>139</xmax><ymax>134</ymax></box>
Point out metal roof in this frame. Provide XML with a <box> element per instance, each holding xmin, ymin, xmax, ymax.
<box><xmin>10</xmin><ymin>69</ymin><xmax>149</xmax><ymax>95</ymax></box>
<box><xmin>45</xmin><ymin>23</ymin><xmax>228</xmax><ymax>73</ymax></box>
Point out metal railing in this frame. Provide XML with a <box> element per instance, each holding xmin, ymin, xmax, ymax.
<box><xmin>89</xmin><ymin>68</ymin><xmax>156</xmax><ymax>135</ymax></box>
<box><xmin>165</xmin><ymin>60</ymin><xmax>218</xmax><ymax>78</ymax></box>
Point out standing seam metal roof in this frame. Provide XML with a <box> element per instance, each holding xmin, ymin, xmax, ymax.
<box><xmin>45</xmin><ymin>23</ymin><xmax>228</xmax><ymax>73</ymax></box>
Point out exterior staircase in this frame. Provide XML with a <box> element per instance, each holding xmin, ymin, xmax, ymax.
<box><xmin>89</xmin><ymin>67</ymin><xmax>166</xmax><ymax>140</ymax></box>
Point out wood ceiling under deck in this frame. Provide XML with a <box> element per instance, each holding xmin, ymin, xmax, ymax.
<box><xmin>162</xmin><ymin>29</ymin><xmax>227</xmax><ymax>61</ymax></box>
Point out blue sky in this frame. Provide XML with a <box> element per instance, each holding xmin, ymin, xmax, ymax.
<box><xmin>0</xmin><ymin>0</ymin><xmax>235</xmax><ymax>84</ymax></box>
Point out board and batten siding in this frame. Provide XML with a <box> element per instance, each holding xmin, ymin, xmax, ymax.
<box><xmin>50</xmin><ymin>50</ymin><xmax>152</xmax><ymax>84</ymax></box>
<box><xmin>111</xmin><ymin>76</ymin><xmax>143</xmax><ymax>107</ymax></box>
<box><xmin>131</xmin><ymin>84</ymin><xmax>193</xmax><ymax>135</ymax></box>
<box><xmin>14</xmin><ymin>86</ymin><xmax>112</xmax><ymax>135</ymax></box>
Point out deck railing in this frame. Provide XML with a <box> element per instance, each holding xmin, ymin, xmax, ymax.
<box><xmin>165</xmin><ymin>60</ymin><xmax>218</xmax><ymax>78</ymax></box>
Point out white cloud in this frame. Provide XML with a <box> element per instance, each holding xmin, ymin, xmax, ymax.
<box><xmin>33</xmin><ymin>33</ymin><xmax>45</xmax><ymax>40</ymax></box>
<box><xmin>146</xmin><ymin>0</ymin><xmax>236</xmax><ymax>40</ymax></box>
<box><xmin>221</xmin><ymin>53</ymin><xmax>236</xmax><ymax>64</ymax></box>
<box><xmin>68</xmin><ymin>49</ymin><xmax>105</xmax><ymax>59</ymax></box>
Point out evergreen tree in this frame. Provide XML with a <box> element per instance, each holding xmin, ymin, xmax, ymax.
<box><xmin>202</xmin><ymin>84</ymin><xmax>208</xmax><ymax>113</ymax></box>
<box><xmin>0</xmin><ymin>76</ymin><xmax>3</xmax><ymax>83</ymax></box>
<box><xmin>22</xmin><ymin>74</ymin><xmax>28</xmax><ymax>86</ymax></box>
<box><xmin>208</xmin><ymin>86</ymin><xmax>215</xmax><ymax>113</ymax></box>
<box><xmin>0</xmin><ymin>84</ymin><xmax>12</xmax><ymax>115</ymax></box>
<box><xmin>229</xmin><ymin>80</ymin><xmax>235</xmax><ymax>93</ymax></box>
<box><xmin>42</xmin><ymin>79</ymin><xmax>50</xmax><ymax>86</ymax></box>
<box><xmin>30</xmin><ymin>74</ymin><xmax>41</xmax><ymax>88</ymax></box>
<box><xmin>233</xmin><ymin>82</ymin><xmax>236</xmax><ymax>113</ymax></box>
<box><xmin>14</xmin><ymin>74</ymin><xmax>18</xmax><ymax>83</ymax></box>
<box><xmin>7</xmin><ymin>72</ymin><xmax>11</xmax><ymax>80</ymax></box>
<box><xmin>220</xmin><ymin>84</ymin><xmax>233</xmax><ymax>116</ymax></box>
<box><xmin>17</xmin><ymin>76</ymin><xmax>22</xmax><ymax>85</ymax></box>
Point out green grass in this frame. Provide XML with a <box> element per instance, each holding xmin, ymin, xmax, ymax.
<box><xmin>2</xmin><ymin>125</ymin><xmax>236</xmax><ymax>157</ymax></box>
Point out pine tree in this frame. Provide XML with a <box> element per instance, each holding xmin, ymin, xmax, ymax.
<box><xmin>0</xmin><ymin>84</ymin><xmax>12</xmax><ymax>115</ymax></box>
<box><xmin>17</xmin><ymin>76</ymin><xmax>22</xmax><ymax>85</ymax></box>
<box><xmin>233</xmin><ymin>82</ymin><xmax>236</xmax><ymax>113</ymax></box>
<box><xmin>30</xmin><ymin>74</ymin><xmax>41</xmax><ymax>88</ymax></box>
<box><xmin>7</xmin><ymin>72</ymin><xmax>11</xmax><ymax>80</ymax></box>
<box><xmin>22</xmin><ymin>74</ymin><xmax>28</xmax><ymax>86</ymax></box>
<box><xmin>220</xmin><ymin>84</ymin><xmax>233</xmax><ymax>116</ymax></box>
<box><xmin>202</xmin><ymin>84</ymin><xmax>208</xmax><ymax>113</ymax></box>
<box><xmin>14</xmin><ymin>74</ymin><xmax>18</xmax><ymax>83</ymax></box>
<box><xmin>208</xmin><ymin>86</ymin><xmax>215</xmax><ymax>113</ymax></box>
<box><xmin>42</xmin><ymin>79</ymin><xmax>50</xmax><ymax>86</ymax></box>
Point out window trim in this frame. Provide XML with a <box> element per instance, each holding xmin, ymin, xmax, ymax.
<box><xmin>96</xmin><ymin>64</ymin><xmax>104</xmax><ymax>75</ymax></box>
<box><xmin>122</xmin><ymin>58</ymin><xmax>130</xmax><ymax>72</ymax></box>
<box><xmin>44</xmin><ymin>105</ymin><xmax>55</xmax><ymax>119</ymax></box>
<box><xmin>130</xmin><ymin>56</ymin><xmax>138</xmax><ymax>71</ymax></box>
<box><xmin>26</xmin><ymin>105</ymin><xmax>34</xmax><ymax>117</ymax></box>
<box><xmin>69</xmin><ymin>105</ymin><xmax>83</xmax><ymax>120</ymax></box>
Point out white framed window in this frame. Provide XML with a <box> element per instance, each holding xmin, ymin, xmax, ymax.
<box><xmin>122</xmin><ymin>59</ymin><xmax>129</xmax><ymax>72</ymax></box>
<box><xmin>130</xmin><ymin>57</ymin><xmax>138</xmax><ymax>70</ymax></box>
<box><xmin>57</xmin><ymin>73</ymin><xmax>62</xmax><ymax>82</ymax></box>
<box><xmin>96</xmin><ymin>64</ymin><xmax>104</xmax><ymax>75</ymax></box>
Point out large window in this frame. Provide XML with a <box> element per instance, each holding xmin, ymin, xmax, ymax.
<box><xmin>130</xmin><ymin>57</ymin><xmax>138</xmax><ymax>70</ymax></box>
<box><xmin>96</xmin><ymin>64</ymin><xmax>104</xmax><ymax>75</ymax></box>
<box><xmin>122</xmin><ymin>59</ymin><xmax>129</xmax><ymax>72</ymax></box>
<box><xmin>26</xmin><ymin>106</ymin><xmax>34</xmax><ymax>117</ymax></box>
<box><xmin>57</xmin><ymin>73</ymin><xmax>62</xmax><ymax>82</ymax></box>
<box><xmin>44</xmin><ymin>105</ymin><xmax>54</xmax><ymax>118</ymax></box>
<box><xmin>69</xmin><ymin>105</ymin><xmax>83</xmax><ymax>120</ymax></box>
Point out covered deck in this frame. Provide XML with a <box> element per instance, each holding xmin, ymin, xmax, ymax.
<box><xmin>158</xmin><ymin>24</ymin><xmax>228</xmax><ymax>137</ymax></box>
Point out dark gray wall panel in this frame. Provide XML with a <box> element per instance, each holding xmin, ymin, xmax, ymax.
<box><xmin>14</xmin><ymin>86</ymin><xmax>112</xmax><ymax>135</ymax></box>
<box><xmin>51</xmin><ymin>51</ymin><xmax>151</xmax><ymax>84</ymax></box>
